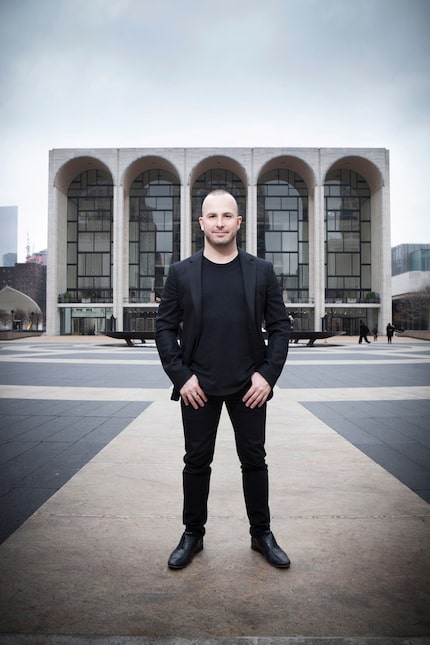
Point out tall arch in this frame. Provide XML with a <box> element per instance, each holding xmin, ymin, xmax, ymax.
<box><xmin>324</xmin><ymin>167</ymin><xmax>371</xmax><ymax>304</ymax></box>
<box><xmin>128</xmin><ymin>166</ymin><xmax>181</xmax><ymax>303</ymax></box>
<box><xmin>324</xmin><ymin>155</ymin><xmax>384</xmax><ymax>306</ymax></box>
<box><xmin>257</xmin><ymin>157</ymin><xmax>313</xmax><ymax>307</ymax></box>
<box><xmin>190</xmin><ymin>156</ymin><xmax>248</xmax><ymax>254</ymax></box>
<box><xmin>52</xmin><ymin>156</ymin><xmax>112</xmax><ymax>297</ymax></box>
<box><xmin>65</xmin><ymin>167</ymin><xmax>114</xmax><ymax>307</ymax></box>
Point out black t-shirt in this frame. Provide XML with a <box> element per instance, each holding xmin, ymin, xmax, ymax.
<box><xmin>190</xmin><ymin>255</ymin><xmax>255</xmax><ymax>396</ymax></box>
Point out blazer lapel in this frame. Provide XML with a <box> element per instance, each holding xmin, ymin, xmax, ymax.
<box><xmin>185</xmin><ymin>250</ymin><xmax>203</xmax><ymax>330</ymax></box>
<box><xmin>239</xmin><ymin>249</ymin><xmax>256</xmax><ymax>318</ymax></box>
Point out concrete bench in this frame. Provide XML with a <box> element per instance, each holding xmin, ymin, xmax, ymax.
<box><xmin>289</xmin><ymin>331</ymin><xmax>345</xmax><ymax>346</ymax></box>
<box><xmin>103</xmin><ymin>331</ymin><xmax>155</xmax><ymax>346</ymax></box>
<box><xmin>104</xmin><ymin>330</ymin><xmax>344</xmax><ymax>348</ymax></box>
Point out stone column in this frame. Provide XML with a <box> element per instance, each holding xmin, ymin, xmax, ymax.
<box><xmin>46</xmin><ymin>188</ymin><xmax>59</xmax><ymax>335</ymax></box>
<box><xmin>46</xmin><ymin>187</ymin><xmax>67</xmax><ymax>336</ymax></box>
<box><xmin>113</xmin><ymin>184</ymin><xmax>125</xmax><ymax>331</ymax></box>
<box><xmin>313</xmin><ymin>183</ymin><xmax>325</xmax><ymax>330</ymax></box>
<box><xmin>246</xmin><ymin>184</ymin><xmax>257</xmax><ymax>255</ymax></box>
<box><xmin>373</xmin><ymin>183</ymin><xmax>392</xmax><ymax>330</ymax></box>
<box><xmin>181</xmin><ymin>183</ymin><xmax>191</xmax><ymax>259</ymax></box>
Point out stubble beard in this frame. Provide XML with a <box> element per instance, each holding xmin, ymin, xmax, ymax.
<box><xmin>204</xmin><ymin>230</ymin><xmax>237</xmax><ymax>248</ymax></box>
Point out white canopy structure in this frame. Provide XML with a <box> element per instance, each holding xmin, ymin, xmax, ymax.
<box><xmin>0</xmin><ymin>286</ymin><xmax>42</xmax><ymax>317</ymax></box>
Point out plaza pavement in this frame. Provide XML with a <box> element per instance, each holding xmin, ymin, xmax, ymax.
<box><xmin>0</xmin><ymin>333</ymin><xmax>429</xmax><ymax>645</ymax></box>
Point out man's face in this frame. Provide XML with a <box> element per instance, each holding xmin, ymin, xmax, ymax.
<box><xmin>199</xmin><ymin>193</ymin><xmax>242</xmax><ymax>248</ymax></box>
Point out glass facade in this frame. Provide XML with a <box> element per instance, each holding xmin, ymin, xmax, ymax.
<box><xmin>392</xmin><ymin>244</ymin><xmax>430</xmax><ymax>275</ymax></box>
<box><xmin>191</xmin><ymin>169</ymin><xmax>246</xmax><ymax>253</ymax></box>
<box><xmin>60</xmin><ymin>306</ymin><xmax>113</xmax><ymax>336</ymax></box>
<box><xmin>257</xmin><ymin>169</ymin><xmax>309</xmax><ymax>302</ymax></box>
<box><xmin>67</xmin><ymin>170</ymin><xmax>113</xmax><ymax>302</ymax></box>
<box><xmin>50</xmin><ymin>148</ymin><xmax>390</xmax><ymax>338</ymax></box>
<box><xmin>324</xmin><ymin>169</ymin><xmax>371</xmax><ymax>303</ymax></box>
<box><xmin>129</xmin><ymin>169</ymin><xmax>180</xmax><ymax>302</ymax></box>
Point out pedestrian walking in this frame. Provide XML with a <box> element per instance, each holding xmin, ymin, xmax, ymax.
<box><xmin>358</xmin><ymin>320</ymin><xmax>371</xmax><ymax>344</ymax></box>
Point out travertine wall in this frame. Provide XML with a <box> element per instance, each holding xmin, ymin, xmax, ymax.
<box><xmin>47</xmin><ymin>147</ymin><xmax>390</xmax><ymax>335</ymax></box>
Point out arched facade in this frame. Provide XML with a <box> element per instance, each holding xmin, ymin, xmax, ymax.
<box><xmin>47</xmin><ymin>147</ymin><xmax>390</xmax><ymax>336</ymax></box>
<box><xmin>257</xmin><ymin>165</ymin><xmax>311</xmax><ymax>325</ymax></box>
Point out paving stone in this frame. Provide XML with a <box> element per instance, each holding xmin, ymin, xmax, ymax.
<box><xmin>0</xmin><ymin>336</ymin><xmax>429</xmax><ymax>640</ymax></box>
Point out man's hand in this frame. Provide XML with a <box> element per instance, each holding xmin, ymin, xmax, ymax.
<box><xmin>242</xmin><ymin>372</ymin><xmax>271</xmax><ymax>409</ymax></box>
<box><xmin>180</xmin><ymin>374</ymin><xmax>208</xmax><ymax>409</ymax></box>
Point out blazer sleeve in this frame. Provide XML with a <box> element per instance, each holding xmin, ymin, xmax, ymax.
<box><xmin>256</xmin><ymin>262</ymin><xmax>289</xmax><ymax>387</ymax></box>
<box><xmin>155</xmin><ymin>264</ymin><xmax>193</xmax><ymax>397</ymax></box>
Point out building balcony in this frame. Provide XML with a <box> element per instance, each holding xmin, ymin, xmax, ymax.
<box><xmin>325</xmin><ymin>292</ymin><xmax>380</xmax><ymax>305</ymax></box>
<box><xmin>58</xmin><ymin>290</ymin><xmax>113</xmax><ymax>304</ymax></box>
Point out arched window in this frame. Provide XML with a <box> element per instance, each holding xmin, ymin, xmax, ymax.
<box><xmin>257</xmin><ymin>169</ymin><xmax>309</xmax><ymax>302</ymax></box>
<box><xmin>129</xmin><ymin>169</ymin><xmax>180</xmax><ymax>302</ymax></box>
<box><xmin>67</xmin><ymin>169</ymin><xmax>113</xmax><ymax>301</ymax></box>
<box><xmin>191</xmin><ymin>169</ymin><xmax>246</xmax><ymax>254</ymax></box>
<box><xmin>324</xmin><ymin>169</ymin><xmax>371</xmax><ymax>302</ymax></box>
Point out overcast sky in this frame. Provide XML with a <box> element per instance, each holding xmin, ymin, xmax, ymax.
<box><xmin>1</xmin><ymin>0</ymin><xmax>429</xmax><ymax>260</ymax></box>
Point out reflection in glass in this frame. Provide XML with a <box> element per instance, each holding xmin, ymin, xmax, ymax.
<box><xmin>324</xmin><ymin>169</ymin><xmax>371</xmax><ymax>302</ymax></box>
<box><xmin>129</xmin><ymin>169</ymin><xmax>180</xmax><ymax>302</ymax></box>
<box><xmin>257</xmin><ymin>169</ymin><xmax>309</xmax><ymax>303</ymax></box>
<box><xmin>67</xmin><ymin>169</ymin><xmax>113</xmax><ymax>302</ymax></box>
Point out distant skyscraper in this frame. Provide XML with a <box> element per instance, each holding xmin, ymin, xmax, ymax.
<box><xmin>0</xmin><ymin>206</ymin><xmax>18</xmax><ymax>267</ymax></box>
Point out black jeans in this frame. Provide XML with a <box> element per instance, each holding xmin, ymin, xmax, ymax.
<box><xmin>180</xmin><ymin>391</ymin><xmax>270</xmax><ymax>538</ymax></box>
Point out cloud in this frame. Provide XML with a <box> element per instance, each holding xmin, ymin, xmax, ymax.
<box><xmin>0</xmin><ymin>0</ymin><xmax>429</xmax><ymax>257</ymax></box>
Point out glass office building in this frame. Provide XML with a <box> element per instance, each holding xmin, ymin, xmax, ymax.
<box><xmin>47</xmin><ymin>147</ymin><xmax>391</xmax><ymax>336</ymax></box>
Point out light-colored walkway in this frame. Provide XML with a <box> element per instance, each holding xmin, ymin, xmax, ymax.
<box><xmin>0</xmin><ymin>336</ymin><xmax>429</xmax><ymax>644</ymax></box>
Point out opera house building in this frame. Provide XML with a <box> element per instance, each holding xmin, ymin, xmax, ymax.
<box><xmin>46</xmin><ymin>147</ymin><xmax>391</xmax><ymax>337</ymax></box>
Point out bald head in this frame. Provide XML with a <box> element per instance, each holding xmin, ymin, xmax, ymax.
<box><xmin>202</xmin><ymin>190</ymin><xmax>238</xmax><ymax>217</ymax></box>
<box><xmin>199</xmin><ymin>189</ymin><xmax>242</xmax><ymax>259</ymax></box>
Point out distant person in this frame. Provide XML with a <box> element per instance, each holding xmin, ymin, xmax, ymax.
<box><xmin>372</xmin><ymin>325</ymin><xmax>378</xmax><ymax>342</ymax></box>
<box><xmin>358</xmin><ymin>320</ymin><xmax>371</xmax><ymax>344</ymax></box>
<box><xmin>386</xmin><ymin>322</ymin><xmax>395</xmax><ymax>344</ymax></box>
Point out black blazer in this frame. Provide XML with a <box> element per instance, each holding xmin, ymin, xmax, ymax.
<box><xmin>155</xmin><ymin>248</ymin><xmax>290</xmax><ymax>400</ymax></box>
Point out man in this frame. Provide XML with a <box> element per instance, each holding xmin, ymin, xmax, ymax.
<box><xmin>358</xmin><ymin>320</ymin><xmax>371</xmax><ymax>344</ymax></box>
<box><xmin>155</xmin><ymin>189</ymin><xmax>290</xmax><ymax>570</ymax></box>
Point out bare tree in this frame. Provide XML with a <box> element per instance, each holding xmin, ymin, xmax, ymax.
<box><xmin>394</xmin><ymin>287</ymin><xmax>430</xmax><ymax>330</ymax></box>
<box><xmin>11</xmin><ymin>308</ymin><xmax>28</xmax><ymax>329</ymax></box>
<box><xmin>0</xmin><ymin>309</ymin><xmax>9</xmax><ymax>328</ymax></box>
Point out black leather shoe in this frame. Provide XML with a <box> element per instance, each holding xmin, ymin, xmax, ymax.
<box><xmin>251</xmin><ymin>531</ymin><xmax>290</xmax><ymax>568</ymax></box>
<box><xmin>168</xmin><ymin>532</ymin><xmax>203</xmax><ymax>569</ymax></box>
